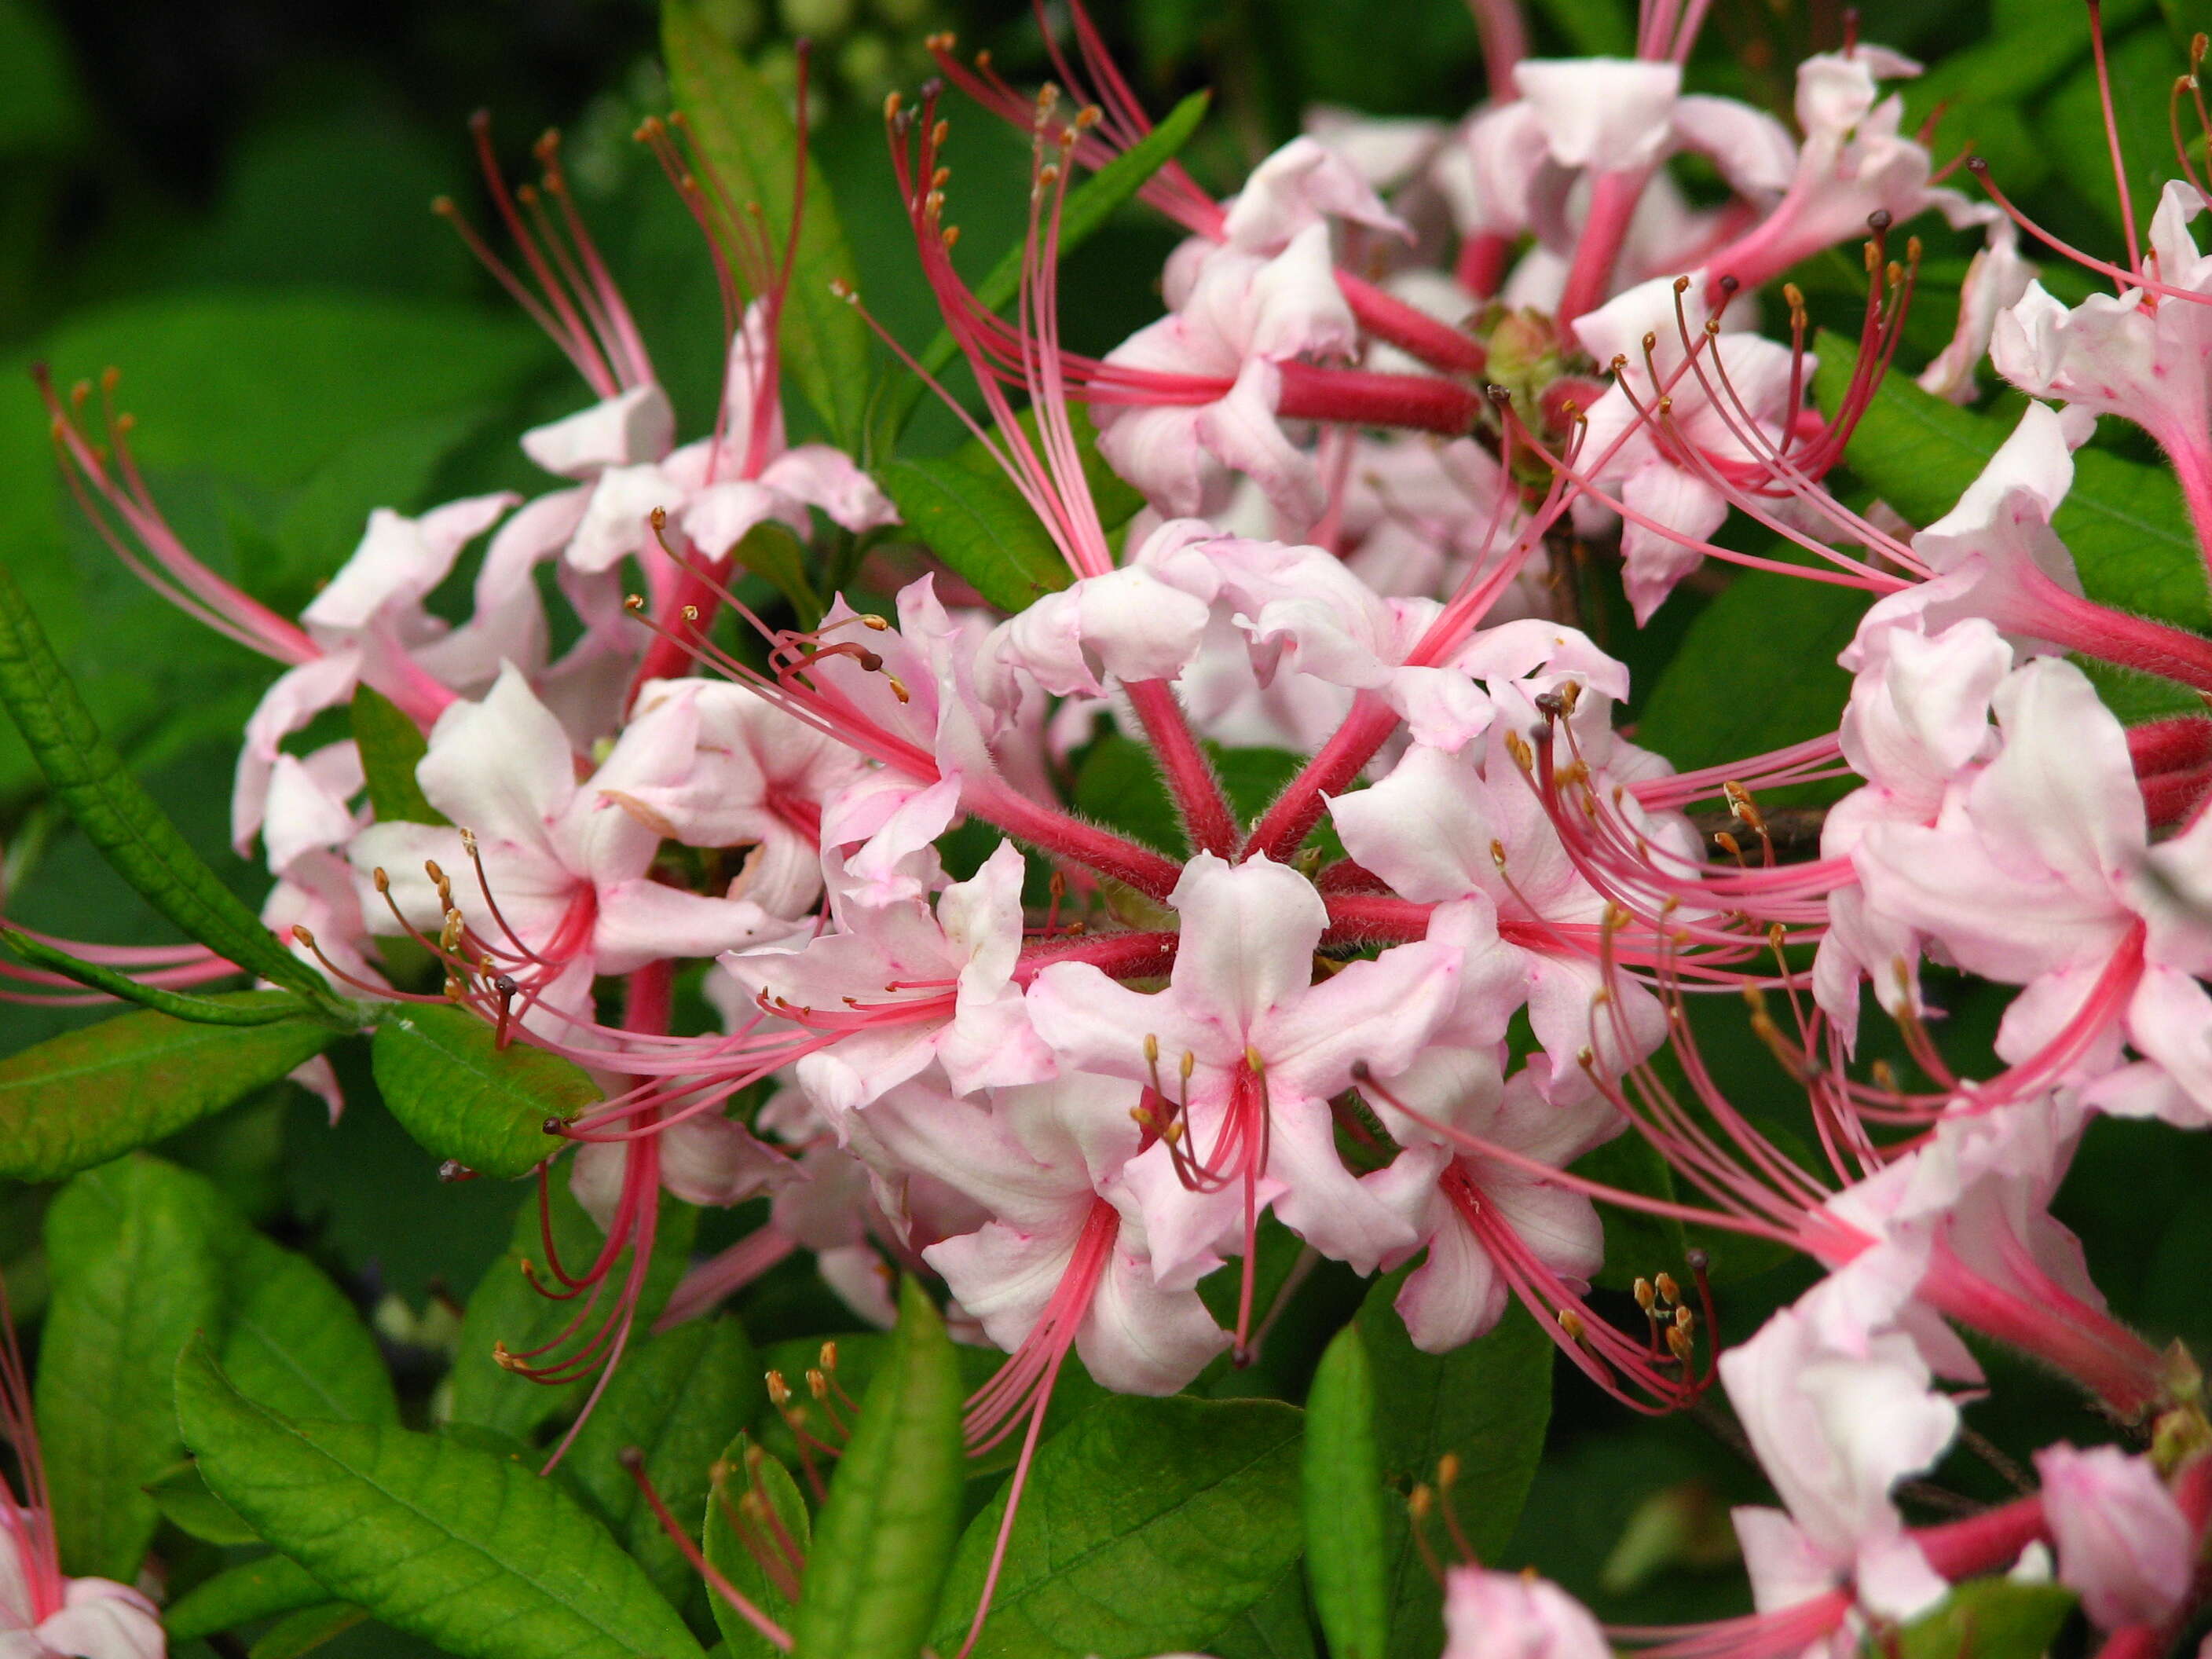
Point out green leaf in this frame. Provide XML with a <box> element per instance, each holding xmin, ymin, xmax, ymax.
<box><xmin>1354</xmin><ymin>1281</ymin><xmax>1553</xmax><ymax>1659</ymax></box>
<box><xmin>175</xmin><ymin>1335</ymin><xmax>706</xmax><ymax>1659</ymax></box>
<box><xmin>792</xmin><ymin>1278</ymin><xmax>965</xmax><ymax>1659</ymax></box>
<box><xmin>165</xmin><ymin>1553</ymin><xmax>332</xmax><ymax>1640</ymax></box>
<box><xmin>732</xmin><ymin>520</ymin><xmax>825</xmax><ymax>628</ymax></box>
<box><xmin>448</xmin><ymin>1183</ymin><xmax>701</xmax><ymax>1438</ymax></box>
<box><xmin>144</xmin><ymin>1459</ymin><xmax>262</xmax><ymax>1547</ymax></box>
<box><xmin>369</xmin><ymin>1002</ymin><xmax>598</xmax><ymax>1179</ymax></box>
<box><xmin>884</xmin><ymin>90</ymin><xmax>1213</xmax><ymax>440</ymax></box>
<box><xmin>1813</xmin><ymin>331</ymin><xmax>2212</xmax><ymax>631</ymax></box>
<box><xmin>936</xmin><ymin>1394</ymin><xmax>1306</xmax><ymax>1659</ymax></box>
<box><xmin>704</xmin><ymin>1432</ymin><xmax>811</xmax><ymax>1659</ymax></box>
<box><xmin>1573</xmin><ymin>1130</ymin><xmax>1690</xmax><ymax>1292</ymax></box>
<box><xmin>1304</xmin><ymin>1326</ymin><xmax>1390</xmax><ymax>1659</ymax></box>
<box><xmin>0</xmin><ymin>929</ymin><xmax>306</xmax><ymax>1023</ymax></box>
<box><xmin>2044</xmin><ymin>24</ymin><xmax>2185</xmax><ymax>247</ymax></box>
<box><xmin>0</xmin><ymin>997</ymin><xmax>337</xmax><ymax>1181</ymax></box>
<box><xmin>248</xmin><ymin>1602</ymin><xmax>370</xmax><ymax>1659</ymax></box>
<box><xmin>1205</xmin><ymin>1566</ymin><xmax>1320</xmax><ymax>1659</ymax></box>
<box><xmin>661</xmin><ymin>0</ymin><xmax>871</xmax><ymax>446</ymax></box>
<box><xmin>0</xmin><ymin>565</ymin><xmax>343</xmax><ymax>1011</ymax></box>
<box><xmin>875</xmin><ymin>452</ymin><xmax>1076</xmax><ymax>613</ymax></box>
<box><xmin>1631</xmin><ymin>567</ymin><xmax>1866</xmax><ymax>797</ymax></box>
<box><xmin>1890</xmin><ymin>1579</ymin><xmax>2078</xmax><ymax>1659</ymax></box>
<box><xmin>350</xmin><ymin>685</ymin><xmax>443</xmax><ymax>826</ymax></box>
<box><xmin>568</xmin><ymin>1317</ymin><xmax>760</xmax><ymax>1609</ymax></box>
<box><xmin>36</xmin><ymin>1154</ymin><xmax>232</xmax><ymax>1580</ymax></box>
<box><xmin>219</xmin><ymin>1229</ymin><xmax>398</xmax><ymax>1426</ymax></box>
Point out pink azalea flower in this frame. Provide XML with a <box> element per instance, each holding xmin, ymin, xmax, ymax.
<box><xmin>612</xmin><ymin>677</ymin><xmax>867</xmax><ymax>918</ymax></box>
<box><xmin>1441</xmin><ymin>1564</ymin><xmax>1610</xmax><ymax>1659</ymax></box>
<box><xmin>1375</xmin><ymin>1055</ymin><xmax>1617</xmax><ymax>1352</ymax></box>
<box><xmin>1991</xmin><ymin>181</ymin><xmax>2212</xmax><ymax>548</ymax></box>
<box><xmin>1854</xmin><ymin>656</ymin><xmax>2212</xmax><ymax>1117</ymax></box>
<box><xmin>1705</xmin><ymin>46</ymin><xmax>1982</xmax><ymax>297</ymax></box>
<box><xmin>572</xmin><ymin>1109</ymin><xmax>794</xmax><ymax>1231</ymax></box>
<box><xmin>857</xmin><ymin>1073</ymin><xmax>1227</xmax><ymax>1397</ymax></box>
<box><xmin>2034</xmin><ymin>1442</ymin><xmax>2195</xmax><ymax>1630</ymax></box>
<box><xmin>1571</xmin><ymin>274</ymin><xmax>1820</xmax><ymax>621</ymax></box>
<box><xmin>1093</xmin><ymin>224</ymin><xmax>1361</xmax><ymax>522</ymax></box>
<box><xmin>1026</xmin><ymin>853</ymin><xmax>1463</xmax><ymax>1290</ymax></box>
<box><xmin>231</xmin><ymin>492</ymin><xmax>516</xmax><ymax>854</ymax></box>
<box><xmin>725</xmin><ymin>840</ymin><xmax>1055</xmax><ymax>1123</ymax></box>
<box><xmin>1719</xmin><ymin>1258</ymin><xmax>1959</xmax><ymax>1624</ymax></box>
<box><xmin>349</xmin><ymin>664</ymin><xmax>796</xmax><ymax>1028</ymax></box>
<box><xmin>1328</xmin><ymin>652</ymin><xmax>1691</xmax><ymax>1102</ymax></box>
<box><xmin>1917</xmin><ymin>220</ymin><xmax>2037</xmax><ymax>404</ymax></box>
<box><xmin>1812</xmin><ymin>615</ymin><xmax>2013</xmax><ymax>1038</ymax></box>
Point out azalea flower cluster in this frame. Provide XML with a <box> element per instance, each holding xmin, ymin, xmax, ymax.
<box><xmin>20</xmin><ymin>2</ymin><xmax>2212</xmax><ymax>1656</ymax></box>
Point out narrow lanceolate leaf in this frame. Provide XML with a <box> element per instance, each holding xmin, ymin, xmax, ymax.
<box><xmin>1894</xmin><ymin>1580</ymin><xmax>2078</xmax><ymax>1659</ymax></box>
<box><xmin>219</xmin><ymin>1229</ymin><xmax>399</xmax><ymax>1426</ymax></box>
<box><xmin>1304</xmin><ymin>1326</ymin><xmax>1391</xmax><ymax>1659</ymax></box>
<box><xmin>568</xmin><ymin>1317</ymin><xmax>760</xmax><ymax>1610</ymax></box>
<box><xmin>369</xmin><ymin>1002</ymin><xmax>598</xmax><ymax>1178</ymax></box>
<box><xmin>883</xmin><ymin>88</ymin><xmax>1214</xmax><ymax>439</ymax></box>
<box><xmin>704</xmin><ymin>1432</ymin><xmax>811</xmax><ymax>1659</ymax></box>
<box><xmin>247</xmin><ymin>1602</ymin><xmax>368</xmax><ymax>1659</ymax></box>
<box><xmin>733</xmin><ymin>520</ymin><xmax>824</xmax><ymax>629</ymax></box>
<box><xmin>0</xmin><ymin>930</ymin><xmax>308</xmax><ymax>1024</ymax></box>
<box><xmin>792</xmin><ymin>1278</ymin><xmax>965</xmax><ymax>1659</ymax></box>
<box><xmin>350</xmin><ymin>685</ymin><xmax>443</xmax><ymax>825</ymax></box>
<box><xmin>144</xmin><ymin>1460</ymin><xmax>262</xmax><ymax>1547</ymax></box>
<box><xmin>0</xmin><ymin>563</ymin><xmax>342</xmax><ymax>1014</ymax></box>
<box><xmin>0</xmin><ymin>997</ymin><xmax>338</xmax><ymax>1181</ymax></box>
<box><xmin>175</xmin><ymin>1337</ymin><xmax>706</xmax><ymax>1659</ymax></box>
<box><xmin>935</xmin><ymin>1394</ymin><xmax>1306</xmax><ymax>1659</ymax></box>
<box><xmin>875</xmin><ymin>454</ymin><xmax>1075</xmax><ymax>613</ymax></box>
<box><xmin>447</xmin><ymin>1184</ymin><xmax>701</xmax><ymax>1438</ymax></box>
<box><xmin>1813</xmin><ymin>331</ymin><xmax>2212</xmax><ymax>629</ymax></box>
<box><xmin>164</xmin><ymin>1554</ymin><xmax>332</xmax><ymax>1640</ymax></box>
<box><xmin>1355</xmin><ymin>1281</ymin><xmax>1554</xmax><ymax>1659</ymax></box>
<box><xmin>37</xmin><ymin>1154</ymin><xmax>232</xmax><ymax>1580</ymax></box>
<box><xmin>661</xmin><ymin>0</ymin><xmax>870</xmax><ymax>446</ymax></box>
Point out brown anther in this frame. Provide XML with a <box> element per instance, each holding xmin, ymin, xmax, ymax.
<box><xmin>766</xmin><ymin>1371</ymin><xmax>793</xmax><ymax>1407</ymax></box>
<box><xmin>624</xmin><ymin>594</ymin><xmax>647</xmax><ymax>613</ymax></box>
<box><xmin>1437</xmin><ymin>1452</ymin><xmax>1461</xmax><ymax>1489</ymax></box>
<box><xmin>1675</xmin><ymin>1305</ymin><xmax>1695</xmax><ymax>1332</ymax></box>
<box><xmin>1654</xmin><ymin>1271</ymin><xmax>1680</xmax><ymax>1305</ymax></box>
<box><xmin>1558</xmin><ymin>1309</ymin><xmax>1587</xmax><ymax>1341</ymax></box>
<box><xmin>886</xmin><ymin>676</ymin><xmax>911</xmax><ymax>704</ymax></box>
<box><xmin>1634</xmin><ymin>1276</ymin><xmax>1656</xmax><ymax>1313</ymax></box>
<box><xmin>493</xmin><ymin>1342</ymin><xmax>523</xmax><ymax>1372</ymax></box>
<box><xmin>1490</xmin><ymin>839</ymin><xmax>1509</xmax><ymax>870</ymax></box>
<box><xmin>806</xmin><ymin>1368</ymin><xmax>829</xmax><ymax>1401</ymax></box>
<box><xmin>1666</xmin><ymin>1324</ymin><xmax>1695</xmax><ymax>1363</ymax></box>
<box><xmin>372</xmin><ymin>867</ymin><xmax>392</xmax><ymax>894</ymax></box>
<box><xmin>681</xmin><ymin>604</ymin><xmax>700</xmax><ymax>623</ymax></box>
<box><xmin>820</xmin><ymin>1340</ymin><xmax>838</xmax><ymax>1373</ymax></box>
<box><xmin>1408</xmin><ymin>1484</ymin><xmax>1434</xmax><ymax>1521</ymax></box>
<box><xmin>884</xmin><ymin>90</ymin><xmax>903</xmax><ymax>119</ymax></box>
<box><xmin>1715</xmin><ymin>831</ymin><xmax>1743</xmax><ymax>859</ymax></box>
